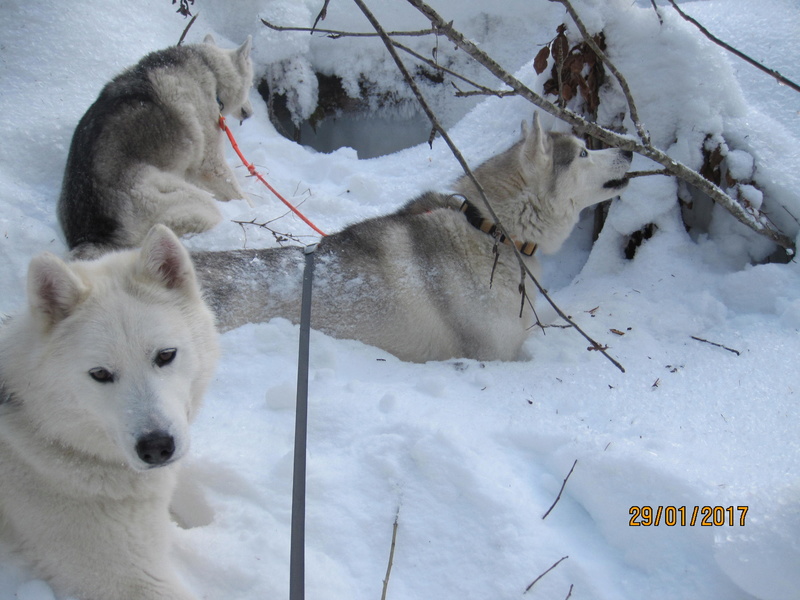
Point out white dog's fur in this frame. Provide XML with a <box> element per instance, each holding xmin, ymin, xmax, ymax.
<box><xmin>58</xmin><ymin>35</ymin><xmax>254</xmax><ymax>259</ymax></box>
<box><xmin>0</xmin><ymin>225</ymin><xmax>219</xmax><ymax>600</ymax></box>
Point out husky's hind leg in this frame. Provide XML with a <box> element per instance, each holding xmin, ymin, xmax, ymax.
<box><xmin>132</xmin><ymin>167</ymin><xmax>223</xmax><ymax>240</ymax></box>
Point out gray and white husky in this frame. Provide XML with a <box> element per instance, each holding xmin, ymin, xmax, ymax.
<box><xmin>0</xmin><ymin>225</ymin><xmax>219</xmax><ymax>600</ymax></box>
<box><xmin>194</xmin><ymin>114</ymin><xmax>632</xmax><ymax>362</ymax></box>
<box><xmin>58</xmin><ymin>35</ymin><xmax>254</xmax><ymax>259</ymax></box>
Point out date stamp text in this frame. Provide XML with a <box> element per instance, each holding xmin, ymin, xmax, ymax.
<box><xmin>629</xmin><ymin>505</ymin><xmax>748</xmax><ymax>527</ymax></box>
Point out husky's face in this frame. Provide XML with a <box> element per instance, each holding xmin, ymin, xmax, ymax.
<box><xmin>17</xmin><ymin>226</ymin><xmax>219</xmax><ymax>471</ymax></box>
<box><xmin>550</xmin><ymin>133</ymin><xmax>632</xmax><ymax>211</ymax></box>
<box><xmin>516</xmin><ymin>112</ymin><xmax>632</xmax><ymax>213</ymax></box>
<box><xmin>205</xmin><ymin>35</ymin><xmax>254</xmax><ymax>123</ymax></box>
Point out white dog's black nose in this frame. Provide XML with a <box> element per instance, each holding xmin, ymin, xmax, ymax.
<box><xmin>136</xmin><ymin>431</ymin><xmax>175</xmax><ymax>466</ymax></box>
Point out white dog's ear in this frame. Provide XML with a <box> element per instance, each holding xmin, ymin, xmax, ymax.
<box><xmin>237</xmin><ymin>35</ymin><xmax>252</xmax><ymax>61</ymax></box>
<box><xmin>522</xmin><ymin>112</ymin><xmax>551</xmax><ymax>163</ymax></box>
<box><xmin>138</xmin><ymin>225</ymin><xmax>197</xmax><ymax>292</ymax></box>
<box><xmin>27</xmin><ymin>253</ymin><xmax>88</xmax><ymax>328</ymax></box>
<box><xmin>203</xmin><ymin>33</ymin><xmax>216</xmax><ymax>46</ymax></box>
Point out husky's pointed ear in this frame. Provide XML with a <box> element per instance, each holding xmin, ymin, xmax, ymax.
<box><xmin>27</xmin><ymin>253</ymin><xmax>89</xmax><ymax>328</ymax></box>
<box><xmin>203</xmin><ymin>34</ymin><xmax>216</xmax><ymax>46</ymax></box>
<box><xmin>520</xmin><ymin>119</ymin><xmax>531</xmax><ymax>139</ymax></box>
<box><xmin>237</xmin><ymin>36</ymin><xmax>252</xmax><ymax>60</ymax></box>
<box><xmin>138</xmin><ymin>225</ymin><xmax>197</xmax><ymax>292</ymax></box>
<box><xmin>522</xmin><ymin>111</ymin><xmax>551</xmax><ymax>162</ymax></box>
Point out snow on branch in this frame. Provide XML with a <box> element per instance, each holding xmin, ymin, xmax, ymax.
<box><xmin>551</xmin><ymin>0</ymin><xmax>651</xmax><ymax>146</ymax></box>
<box><xmin>404</xmin><ymin>0</ymin><xmax>794</xmax><ymax>251</ymax></box>
<box><xmin>665</xmin><ymin>0</ymin><xmax>800</xmax><ymax>95</ymax></box>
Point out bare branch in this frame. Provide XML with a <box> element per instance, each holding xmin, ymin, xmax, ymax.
<box><xmin>552</xmin><ymin>0</ymin><xmax>651</xmax><ymax>146</ymax></box>
<box><xmin>232</xmin><ymin>217</ymin><xmax>316</xmax><ymax>248</ymax></box>
<box><xmin>177</xmin><ymin>12</ymin><xmax>198</xmax><ymax>46</ymax></box>
<box><xmin>353</xmin><ymin>0</ymin><xmax>627</xmax><ymax>373</ymax></box>
<box><xmin>310</xmin><ymin>0</ymin><xmax>331</xmax><ymax>33</ymax></box>
<box><xmin>690</xmin><ymin>336</ymin><xmax>741</xmax><ymax>356</ymax></box>
<box><xmin>650</xmin><ymin>0</ymin><xmax>664</xmax><ymax>26</ymax></box>
<box><xmin>625</xmin><ymin>169</ymin><xmax>671</xmax><ymax>179</ymax></box>
<box><xmin>542</xmin><ymin>459</ymin><xmax>578</xmax><ymax>520</ymax></box>
<box><xmin>524</xmin><ymin>555</ymin><xmax>569</xmax><ymax>594</ymax></box>
<box><xmin>667</xmin><ymin>0</ymin><xmax>800</xmax><ymax>94</ymax></box>
<box><xmin>404</xmin><ymin>0</ymin><xmax>794</xmax><ymax>250</ymax></box>
<box><xmin>261</xmin><ymin>18</ymin><xmax>436</xmax><ymax>38</ymax></box>
<box><xmin>381</xmin><ymin>511</ymin><xmax>400</xmax><ymax>600</ymax></box>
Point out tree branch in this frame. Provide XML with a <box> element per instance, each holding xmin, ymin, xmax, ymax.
<box><xmin>667</xmin><ymin>0</ymin><xmax>800</xmax><ymax>94</ymax></box>
<box><xmin>261</xmin><ymin>18</ymin><xmax>436</xmax><ymax>38</ymax></box>
<box><xmin>352</xmin><ymin>0</ymin><xmax>627</xmax><ymax>373</ymax></box>
<box><xmin>404</xmin><ymin>0</ymin><xmax>794</xmax><ymax>250</ymax></box>
<box><xmin>525</xmin><ymin>556</ymin><xmax>569</xmax><ymax>594</ymax></box>
<box><xmin>381</xmin><ymin>511</ymin><xmax>400</xmax><ymax>600</ymax></box>
<box><xmin>542</xmin><ymin>459</ymin><xmax>578</xmax><ymax>520</ymax></box>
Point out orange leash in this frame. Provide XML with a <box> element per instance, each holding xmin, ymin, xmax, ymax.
<box><xmin>219</xmin><ymin>115</ymin><xmax>326</xmax><ymax>237</ymax></box>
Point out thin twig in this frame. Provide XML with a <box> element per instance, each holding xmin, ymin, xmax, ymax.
<box><xmin>542</xmin><ymin>459</ymin><xmax>578</xmax><ymax>520</ymax></box>
<box><xmin>552</xmin><ymin>0</ymin><xmax>651</xmax><ymax>146</ymax></box>
<box><xmin>404</xmin><ymin>0</ymin><xmax>794</xmax><ymax>250</ymax></box>
<box><xmin>232</xmin><ymin>217</ymin><xmax>315</xmax><ymax>248</ymax></box>
<box><xmin>381</xmin><ymin>512</ymin><xmax>400</xmax><ymax>600</ymax></box>
<box><xmin>690</xmin><ymin>336</ymin><xmax>741</xmax><ymax>356</ymax></box>
<box><xmin>625</xmin><ymin>169</ymin><xmax>671</xmax><ymax>179</ymax></box>
<box><xmin>261</xmin><ymin>18</ymin><xmax>436</xmax><ymax>38</ymax></box>
<box><xmin>310</xmin><ymin>0</ymin><xmax>331</xmax><ymax>33</ymax></box>
<box><xmin>649</xmin><ymin>0</ymin><xmax>663</xmax><ymax>26</ymax></box>
<box><xmin>667</xmin><ymin>0</ymin><xmax>800</xmax><ymax>94</ymax></box>
<box><xmin>353</xmin><ymin>0</ymin><xmax>626</xmax><ymax>373</ymax></box>
<box><xmin>524</xmin><ymin>556</ymin><xmax>569</xmax><ymax>594</ymax></box>
<box><xmin>177</xmin><ymin>12</ymin><xmax>198</xmax><ymax>46</ymax></box>
<box><xmin>564</xmin><ymin>583</ymin><xmax>575</xmax><ymax>600</ymax></box>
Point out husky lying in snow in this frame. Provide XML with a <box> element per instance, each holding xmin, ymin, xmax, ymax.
<box><xmin>193</xmin><ymin>114</ymin><xmax>632</xmax><ymax>362</ymax></box>
<box><xmin>0</xmin><ymin>226</ymin><xmax>219</xmax><ymax>600</ymax></box>
<box><xmin>58</xmin><ymin>35</ymin><xmax>254</xmax><ymax>259</ymax></box>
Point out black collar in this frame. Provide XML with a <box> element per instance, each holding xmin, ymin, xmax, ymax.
<box><xmin>456</xmin><ymin>197</ymin><xmax>538</xmax><ymax>256</ymax></box>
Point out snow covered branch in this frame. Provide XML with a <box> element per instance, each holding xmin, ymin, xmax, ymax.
<box><xmin>404</xmin><ymin>0</ymin><xmax>795</xmax><ymax>251</ymax></box>
<box><xmin>552</xmin><ymin>0</ymin><xmax>651</xmax><ymax>146</ymax></box>
<box><xmin>665</xmin><ymin>0</ymin><xmax>800</xmax><ymax>95</ymax></box>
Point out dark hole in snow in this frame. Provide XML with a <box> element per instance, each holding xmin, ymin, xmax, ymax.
<box><xmin>258</xmin><ymin>73</ymin><xmax>433</xmax><ymax>160</ymax></box>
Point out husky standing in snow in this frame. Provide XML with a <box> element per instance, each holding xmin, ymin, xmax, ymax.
<box><xmin>0</xmin><ymin>225</ymin><xmax>219</xmax><ymax>600</ymax></box>
<box><xmin>58</xmin><ymin>35</ymin><xmax>254</xmax><ymax>259</ymax></box>
<box><xmin>193</xmin><ymin>114</ymin><xmax>632</xmax><ymax>362</ymax></box>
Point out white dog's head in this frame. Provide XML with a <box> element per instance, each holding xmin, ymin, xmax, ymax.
<box><xmin>521</xmin><ymin>112</ymin><xmax>633</xmax><ymax>213</ymax></box>
<box><xmin>204</xmin><ymin>34</ymin><xmax>254</xmax><ymax>123</ymax></box>
<box><xmin>14</xmin><ymin>225</ymin><xmax>219</xmax><ymax>471</ymax></box>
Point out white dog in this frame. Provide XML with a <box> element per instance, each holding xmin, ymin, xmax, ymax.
<box><xmin>0</xmin><ymin>225</ymin><xmax>219</xmax><ymax>600</ymax></box>
<box><xmin>58</xmin><ymin>35</ymin><xmax>254</xmax><ymax>259</ymax></box>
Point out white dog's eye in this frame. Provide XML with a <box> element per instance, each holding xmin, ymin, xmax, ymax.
<box><xmin>89</xmin><ymin>367</ymin><xmax>114</xmax><ymax>384</ymax></box>
<box><xmin>580</xmin><ymin>149</ymin><xmax>588</xmax><ymax>158</ymax></box>
<box><xmin>155</xmin><ymin>348</ymin><xmax>178</xmax><ymax>368</ymax></box>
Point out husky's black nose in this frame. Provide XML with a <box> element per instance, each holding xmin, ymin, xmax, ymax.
<box><xmin>136</xmin><ymin>431</ymin><xmax>175</xmax><ymax>466</ymax></box>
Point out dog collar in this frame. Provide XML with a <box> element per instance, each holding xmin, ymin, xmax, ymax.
<box><xmin>457</xmin><ymin>198</ymin><xmax>538</xmax><ymax>256</ymax></box>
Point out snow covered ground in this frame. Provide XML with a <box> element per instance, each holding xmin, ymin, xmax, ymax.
<box><xmin>1</xmin><ymin>1</ymin><xmax>799</xmax><ymax>599</ymax></box>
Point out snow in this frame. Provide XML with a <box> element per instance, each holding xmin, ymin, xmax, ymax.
<box><xmin>1</xmin><ymin>1</ymin><xmax>799</xmax><ymax>599</ymax></box>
